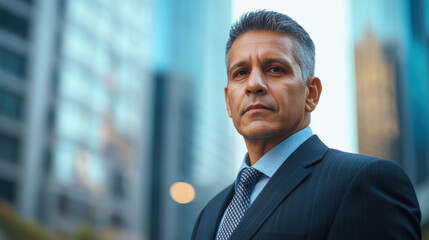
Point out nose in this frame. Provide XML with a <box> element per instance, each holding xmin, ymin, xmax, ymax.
<box><xmin>246</xmin><ymin>69</ymin><xmax>268</xmax><ymax>95</ymax></box>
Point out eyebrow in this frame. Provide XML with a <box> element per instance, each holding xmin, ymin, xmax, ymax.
<box><xmin>228</xmin><ymin>61</ymin><xmax>247</xmax><ymax>75</ymax></box>
<box><xmin>228</xmin><ymin>57</ymin><xmax>294</xmax><ymax>75</ymax></box>
<box><xmin>262</xmin><ymin>58</ymin><xmax>291</xmax><ymax>67</ymax></box>
<box><xmin>264</xmin><ymin>58</ymin><xmax>295</xmax><ymax>74</ymax></box>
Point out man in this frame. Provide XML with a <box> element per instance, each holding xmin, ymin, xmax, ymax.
<box><xmin>192</xmin><ymin>10</ymin><xmax>421</xmax><ymax>240</ymax></box>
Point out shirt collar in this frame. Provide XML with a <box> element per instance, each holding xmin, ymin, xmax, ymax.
<box><xmin>236</xmin><ymin>126</ymin><xmax>313</xmax><ymax>182</ymax></box>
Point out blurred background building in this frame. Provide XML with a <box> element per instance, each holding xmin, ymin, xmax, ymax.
<box><xmin>0</xmin><ymin>0</ymin><xmax>155</xmax><ymax>239</ymax></box>
<box><xmin>351</xmin><ymin>0</ymin><xmax>429</xmax><ymax>229</ymax></box>
<box><xmin>0</xmin><ymin>0</ymin><xmax>237</xmax><ymax>239</ymax></box>
<box><xmin>147</xmin><ymin>0</ymin><xmax>237</xmax><ymax>239</ymax></box>
<box><xmin>0</xmin><ymin>0</ymin><xmax>428</xmax><ymax>239</ymax></box>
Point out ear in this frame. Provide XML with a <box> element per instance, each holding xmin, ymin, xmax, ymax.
<box><xmin>224</xmin><ymin>86</ymin><xmax>232</xmax><ymax>117</ymax></box>
<box><xmin>305</xmin><ymin>76</ymin><xmax>322</xmax><ymax>113</ymax></box>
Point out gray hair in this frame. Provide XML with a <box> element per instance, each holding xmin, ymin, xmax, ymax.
<box><xmin>226</xmin><ymin>10</ymin><xmax>315</xmax><ymax>82</ymax></box>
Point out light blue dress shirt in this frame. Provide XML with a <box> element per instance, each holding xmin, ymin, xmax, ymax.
<box><xmin>238</xmin><ymin>126</ymin><xmax>313</xmax><ymax>205</ymax></box>
<box><xmin>216</xmin><ymin>126</ymin><xmax>313</xmax><ymax>237</ymax></box>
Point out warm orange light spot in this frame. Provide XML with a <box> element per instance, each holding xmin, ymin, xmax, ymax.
<box><xmin>170</xmin><ymin>182</ymin><xmax>195</xmax><ymax>204</ymax></box>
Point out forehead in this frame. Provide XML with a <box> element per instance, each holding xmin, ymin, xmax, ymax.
<box><xmin>228</xmin><ymin>31</ymin><xmax>297</xmax><ymax>67</ymax></box>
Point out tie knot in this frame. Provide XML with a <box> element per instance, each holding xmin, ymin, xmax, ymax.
<box><xmin>238</xmin><ymin>167</ymin><xmax>262</xmax><ymax>190</ymax></box>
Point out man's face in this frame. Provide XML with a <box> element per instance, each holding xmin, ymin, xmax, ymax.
<box><xmin>225</xmin><ymin>30</ymin><xmax>313</xmax><ymax>141</ymax></box>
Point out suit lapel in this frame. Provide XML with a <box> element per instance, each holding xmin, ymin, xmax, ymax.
<box><xmin>229</xmin><ymin>135</ymin><xmax>328</xmax><ymax>240</ymax></box>
<box><xmin>196</xmin><ymin>184</ymin><xmax>235</xmax><ymax>240</ymax></box>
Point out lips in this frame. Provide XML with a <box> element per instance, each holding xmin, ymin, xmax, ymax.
<box><xmin>245</xmin><ymin>104</ymin><xmax>272</xmax><ymax>113</ymax></box>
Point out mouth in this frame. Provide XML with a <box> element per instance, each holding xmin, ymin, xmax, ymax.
<box><xmin>244</xmin><ymin>104</ymin><xmax>272</xmax><ymax>113</ymax></box>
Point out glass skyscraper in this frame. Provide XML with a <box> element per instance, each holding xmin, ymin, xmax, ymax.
<box><xmin>351</xmin><ymin>0</ymin><xmax>429</xmax><ymax>234</ymax></box>
<box><xmin>0</xmin><ymin>0</ymin><xmax>154</xmax><ymax>239</ymax></box>
<box><xmin>49</xmin><ymin>0</ymin><xmax>153</xmax><ymax>237</ymax></box>
<box><xmin>148</xmin><ymin>0</ymin><xmax>238</xmax><ymax>239</ymax></box>
<box><xmin>0</xmin><ymin>0</ymin><xmax>32</xmax><ymax>211</ymax></box>
<box><xmin>0</xmin><ymin>0</ymin><xmax>237</xmax><ymax>239</ymax></box>
<box><xmin>3</xmin><ymin>0</ymin><xmax>428</xmax><ymax>239</ymax></box>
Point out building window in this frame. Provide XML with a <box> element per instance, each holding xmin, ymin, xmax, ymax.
<box><xmin>0</xmin><ymin>88</ymin><xmax>23</xmax><ymax>120</ymax></box>
<box><xmin>111</xmin><ymin>171</ymin><xmax>125</xmax><ymax>198</ymax></box>
<box><xmin>0</xmin><ymin>178</ymin><xmax>16</xmax><ymax>204</ymax></box>
<box><xmin>0</xmin><ymin>46</ymin><xmax>27</xmax><ymax>78</ymax></box>
<box><xmin>0</xmin><ymin>5</ymin><xmax>29</xmax><ymax>39</ymax></box>
<box><xmin>43</xmin><ymin>149</ymin><xmax>52</xmax><ymax>174</ymax></box>
<box><xmin>58</xmin><ymin>194</ymin><xmax>69</xmax><ymax>217</ymax></box>
<box><xmin>46</xmin><ymin>107</ymin><xmax>56</xmax><ymax>131</ymax></box>
<box><xmin>17</xmin><ymin>0</ymin><xmax>33</xmax><ymax>5</ymax></box>
<box><xmin>0</xmin><ymin>132</ymin><xmax>20</xmax><ymax>163</ymax></box>
<box><xmin>111</xmin><ymin>214</ymin><xmax>124</xmax><ymax>228</ymax></box>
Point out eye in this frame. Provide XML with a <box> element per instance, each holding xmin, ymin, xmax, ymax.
<box><xmin>268</xmin><ymin>67</ymin><xmax>283</xmax><ymax>73</ymax></box>
<box><xmin>234</xmin><ymin>70</ymin><xmax>249</xmax><ymax>77</ymax></box>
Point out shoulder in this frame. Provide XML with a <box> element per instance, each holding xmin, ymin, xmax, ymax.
<box><xmin>299</xmin><ymin>135</ymin><xmax>393</xmax><ymax>172</ymax></box>
<box><xmin>322</xmin><ymin>148</ymin><xmax>404</xmax><ymax>174</ymax></box>
<box><xmin>325</xmin><ymin>148</ymin><xmax>381</xmax><ymax>163</ymax></box>
<box><xmin>315</xmin><ymin>148</ymin><xmax>416</xmax><ymax>195</ymax></box>
<box><xmin>323</xmin><ymin>150</ymin><xmax>421</xmax><ymax>239</ymax></box>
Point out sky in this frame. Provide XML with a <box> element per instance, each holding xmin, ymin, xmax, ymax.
<box><xmin>231</xmin><ymin>0</ymin><xmax>358</xmax><ymax>159</ymax></box>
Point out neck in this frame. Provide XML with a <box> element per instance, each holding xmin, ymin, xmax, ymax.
<box><xmin>245</xmin><ymin>137</ymin><xmax>285</xmax><ymax>166</ymax></box>
<box><xmin>244</xmin><ymin>125</ymin><xmax>309</xmax><ymax>165</ymax></box>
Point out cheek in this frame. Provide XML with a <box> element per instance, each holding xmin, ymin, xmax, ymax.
<box><xmin>278</xmin><ymin>89</ymin><xmax>306</xmax><ymax>114</ymax></box>
<box><xmin>228</xmin><ymin>90</ymin><xmax>243</xmax><ymax>113</ymax></box>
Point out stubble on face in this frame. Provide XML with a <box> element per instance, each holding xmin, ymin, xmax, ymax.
<box><xmin>225</xmin><ymin>31</ymin><xmax>310</xmax><ymax>145</ymax></box>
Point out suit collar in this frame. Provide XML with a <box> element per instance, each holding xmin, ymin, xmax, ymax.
<box><xmin>230</xmin><ymin>135</ymin><xmax>328</xmax><ymax>239</ymax></box>
<box><xmin>238</xmin><ymin>126</ymin><xmax>314</xmax><ymax>179</ymax></box>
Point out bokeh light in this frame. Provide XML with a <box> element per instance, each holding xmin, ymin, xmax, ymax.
<box><xmin>169</xmin><ymin>182</ymin><xmax>196</xmax><ymax>204</ymax></box>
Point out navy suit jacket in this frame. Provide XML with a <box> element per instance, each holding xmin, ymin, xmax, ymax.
<box><xmin>191</xmin><ymin>135</ymin><xmax>421</xmax><ymax>240</ymax></box>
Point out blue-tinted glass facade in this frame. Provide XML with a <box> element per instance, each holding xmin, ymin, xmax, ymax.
<box><xmin>0</xmin><ymin>0</ymin><xmax>237</xmax><ymax>238</ymax></box>
<box><xmin>351</xmin><ymin>0</ymin><xmax>429</xmax><ymax>229</ymax></box>
<box><xmin>0</xmin><ymin>87</ymin><xmax>23</xmax><ymax>120</ymax></box>
<box><xmin>0</xmin><ymin>5</ymin><xmax>29</xmax><ymax>39</ymax></box>
<box><xmin>0</xmin><ymin>132</ymin><xmax>19</xmax><ymax>163</ymax></box>
<box><xmin>45</xmin><ymin>0</ymin><xmax>154</xmax><ymax>237</ymax></box>
<box><xmin>0</xmin><ymin>46</ymin><xmax>27</xmax><ymax>78</ymax></box>
<box><xmin>150</xmin><ymin>0</ymin><xmax>236</xmax><ymax>239</ymax></box>
<box><xmin>352</xmin><ymin>0</ymin><xmax>429</xmax><ymax>184</ymax></box>
<box><xmin>0</xmin><ymin>0</ymin><xmax>29</xmax><ymax>215</ymax></box>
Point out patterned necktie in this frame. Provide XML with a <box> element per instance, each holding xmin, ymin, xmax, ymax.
<box><xmin>217</xmin><ymin>167</ymin><xmax>263</xmax><ymax>240</ymax></box>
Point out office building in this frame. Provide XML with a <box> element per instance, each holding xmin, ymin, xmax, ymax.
<box><xmin>351</xmin><ymin>0</ymin><xmax>429</xmax><ymax>231</ymax></box>
<box><xmin>0</xmin><ymin>0</ymin><xmax>154</xmax><ymax>239</ymax></box>
<box><xmin>148</xmin><ymin>0</ymin><xmax>238</xmax><ymax>239</ymax></box>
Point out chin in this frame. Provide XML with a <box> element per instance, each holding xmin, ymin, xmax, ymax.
<box><xmin>238</xmin><ymin>123</ymin><xmax>282</xmax><ymax>140</ymax></box>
